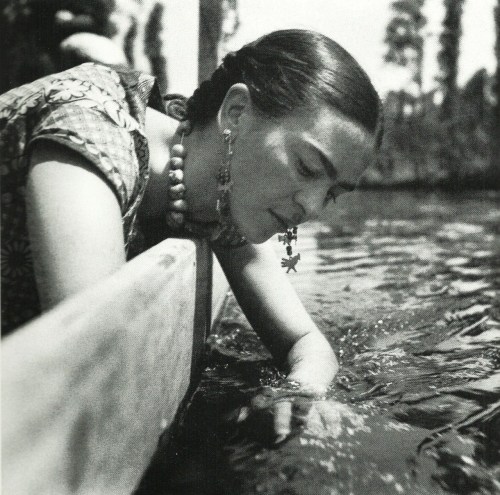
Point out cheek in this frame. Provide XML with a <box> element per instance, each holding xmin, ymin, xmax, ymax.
<box><xmin>235</xmin><ymin>172</ymin><xmax>295</xmax><ymax>212</ymax></box>
<box><xmin>232</xmin><ymin>137</ymin><xmax>297</xmax><ymax>208</ymax></box>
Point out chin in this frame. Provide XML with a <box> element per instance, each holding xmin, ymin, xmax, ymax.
<box><xmin>233</xmin><ymin>211</ymin><xmax>275</xmax><ymax>244</ymax></box>
<box><xmin>248</xmin><ymin>235</ymin><xmax>272</xmax><ymax>244</ymax></box>
<box><xmin>243</xmin><ymin>228</ymin><xmax>275</xmax><ymax>244</ymax></box>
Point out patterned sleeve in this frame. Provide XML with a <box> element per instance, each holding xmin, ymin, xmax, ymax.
<box><xmin>27</xmin><ymin>68</ymin><xmax>145</xmax><ymax>214</ymax></box>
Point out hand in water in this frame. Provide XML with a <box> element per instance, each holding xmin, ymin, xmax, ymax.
<box><xmin>233</xmin><ymin>382</ymin><xmax>338</xmax><ymax>446</ymax></box>
<box><xmin>229</xmin><ymin>333</ymin><xmax>338</xmax><ymax>446</ymax></box>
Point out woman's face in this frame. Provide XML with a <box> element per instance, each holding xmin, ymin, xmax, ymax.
<box><xmin>229</xmin><ymin>105</ymin><xmax>375</xmax><ymax>243</ymax></box>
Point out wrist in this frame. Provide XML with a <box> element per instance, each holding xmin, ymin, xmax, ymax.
<box><xmin>285</xmin><ymin>331</ymin><xmax>338</xmax><ymax>393</ymax></box>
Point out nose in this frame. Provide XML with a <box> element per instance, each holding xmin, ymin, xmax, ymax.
<box><xmin>294</xmin><ymin>185</ymin><xmax>329</xmax><ymax>222</ymax></box>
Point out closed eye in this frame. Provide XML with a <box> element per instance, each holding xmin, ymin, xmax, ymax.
<box><xmin>297</xmin><ymin>159</ymin><xmax>316</xmax><ymax>178</ymax></box>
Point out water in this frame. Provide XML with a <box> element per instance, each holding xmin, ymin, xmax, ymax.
<box><xmin>138</xmin><ymin>190</ymin><xmax>500</xmax><ymax>495</ymax></box>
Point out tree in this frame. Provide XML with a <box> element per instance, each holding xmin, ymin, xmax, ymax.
<box><xmin>124</xmin><ymin>16</ymin><xmax>138</xmax><ymax>67</ymax></box>
<box><xmin>383</xmin><ymin>0</ymin><xmax>427</xmax><ymax>182</ymax></box>
<box><xmin>144</xmin><ymin>2</ymin><xmax>168</xmax><ymax>94</ymax></box>
<box><xmin>220</xmin><ymin>0</ymin><xmax>240</xmax><ymax>59</ymax></box>
<box><xmin>198</xmin><ymin>0</ymin><xmax>223</xmax><ymax>83</ymax></box>
<box><xmin>198</xmin><ymin>0</ymin><xmax>239</xmax><ymax>83</ymax></box>
<box><xmin>437</xmin><ymin>0</ymin><xmax>465</xmax><ymax>120</ymax></box>
<box><xmin>436</xmin><ymin>0</ymin><xmax>465</xmax><ymax>185</ymax></box>
<box><xmin>491</xmin><ymin>0</ymin><xmax>500</xmax><ymax>183</ymax></box>
<box><xmin>384</xmin><ymin>0</ymin><xmax>426</xmax><ymax>96</ymax></box>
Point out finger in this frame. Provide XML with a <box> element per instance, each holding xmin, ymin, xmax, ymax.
<box><xmin>292</xmin><ymin>399</ymin><xmax>312</xmax><ymax>426</ymax></box>
<box><xmin>251</xmin><ymin>392</ymin><xmax>275</xmax><ymax>410</ymax></box>
<box><xmin>314</xmin><ymin>401</ymin><xmax>343</xmax><ymax>435</ymax></box>
<box><xmin>273</xmin><ymin>400</ymin><xmax>293</xmax><ymax>443</ymax></box>
<box><xmin>236</xmin><ymin>406</ymin><xmax>250</xmax><ymax>423</ymax></box>
<box><xmin>304</xmin><ymin>404</ymin><xmax>323</xmax><ymax>435</ymax></box>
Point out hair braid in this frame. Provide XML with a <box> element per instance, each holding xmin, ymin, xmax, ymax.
<box><xmin>164</xmin><ymin>52</ymin><xmax>243</xmax><ymax>125</ymax></box>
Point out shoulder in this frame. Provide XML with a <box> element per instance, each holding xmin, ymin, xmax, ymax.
<box><xmin>43</xmin><ymin>63</ymin><xmax>129</xmax><ymax>114</ymax></box>
<box><xmin>22</xmin><ymin>65</ymin><xmax>153</xmax><ymax>212</ymax></box>
<box><xmin>145</xmin><ymin>107</ymin><xmax>179</xmax><ymax>159</ymax></box>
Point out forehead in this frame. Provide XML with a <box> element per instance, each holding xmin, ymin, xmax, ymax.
<box><xmin>266</xmin><ymin>106</ymin><xmax>376</xmax><ymax>182</ymax></box>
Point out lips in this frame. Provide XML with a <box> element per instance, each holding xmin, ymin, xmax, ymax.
<box><xmin>269</xmin><ymin>210</ymin><xmax>291</xmax><ymax>231</ymax></box>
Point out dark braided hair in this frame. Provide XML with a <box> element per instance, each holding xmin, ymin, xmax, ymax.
<box><xmin>164</xmin><ymin>29</ymin><xmax>383</xmax><ymax>147</ymax></box>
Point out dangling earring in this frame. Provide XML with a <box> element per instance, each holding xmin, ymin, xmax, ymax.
<box><xmin>208</xmin><ymin>128</ymin><xmax>248</xmax><ymax>247</ymax></box>
<box><xmin>216</xmin><ymin>128</ymin><xmax>234</xmax><ymax>220</ymax></box>
<box><xmin>279</xmin><ymin>226</ymin><xmax>300</xmax><ymax>273</ymax></box>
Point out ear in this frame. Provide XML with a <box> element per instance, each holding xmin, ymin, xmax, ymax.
<box><xmin>217</xmin><ymin>83</ymin><xmax>252</xmax><ymax>139</ymax></box>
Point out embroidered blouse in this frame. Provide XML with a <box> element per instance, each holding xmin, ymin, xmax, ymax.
<box><xmin>0</xmin><ymin>63</ymin><xmax>245</xmax><ymax>335</ymax></box>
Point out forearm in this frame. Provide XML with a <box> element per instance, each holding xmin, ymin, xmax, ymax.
<box><xmin>214</xmin><ymin>241</ymin><xmax>337</xmax><ymax>382</ymax></box>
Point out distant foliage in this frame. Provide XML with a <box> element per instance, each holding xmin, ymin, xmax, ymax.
<box><xmin>1</xmin><ymin>0</ymin><xmax>175</xmax><ymax>97</ymax></box>
<box><xmin>124</xmin><ymin>16</ymin><xmax>138</xmax><ymax>67</ymax></box>
<box><xmin>384</xmin><ymin>0</ymin><xmax>426</xmax><ymax>93</ymax></box>
<box><xmin>199</xmin><ymin>0</ymin><xmax>223</xmax><ymax>83</ymax></box>
<box><xmin>436</xmin><ymin>0</ymin><xmax>465</xmax><ymax>185</ymax></box>
<box><xmin>380</xmin><ymin>0</ymin><xmax>498</xmax><ymax>189</ymax></box>
<box><xmin>220</xmin><ymin>0</ymin><xmax>240</xmax><ymax>55</ymax></box>
<box><xmin>144</xmin><ymin>2</ymin><xmax>168</xmax><ymax>94</ymax></box>
<box><xmin>1</xmin><ymin>0</ymin><xmax>116</xmax><ymax>93</ymax></box>
<box><xmin>491</xmin><ymin>0</ymin><xmax>500</xmax><ymax>181</ymax></box>
<box><xmin>381</xmin><ymin>0</ymin><xmax>432</xmax><ymax>185</ymax></box>
<box><xmin>437</xmin><ymin>0</ymin><xmax>465</xmax><ymax>120</ymax></box>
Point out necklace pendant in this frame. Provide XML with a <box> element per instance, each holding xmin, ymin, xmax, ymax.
<box><xmin>279</xmin><ymin>226</ymin><xmax>300</xmax><ymax>272</ymax></box>
<box><xmin>281</xmin><ymin>253</ymin><xmax>300</xmax><ymax>273</ymax></box>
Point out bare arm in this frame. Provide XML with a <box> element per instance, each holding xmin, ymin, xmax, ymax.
<box><xmin>213</xmin><ymin>241</ymin><xmax>338</xmax><ymax>392</ymax></box>
<box><xmin>26</xmin><ymin>142</ymin><xmax>126</xmax><ymax>310</ymax></box>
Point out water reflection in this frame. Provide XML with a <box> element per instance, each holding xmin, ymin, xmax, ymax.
<box><xmin>137</xmin><ymin>191</ymin><xmax>500</xmax><ymax>495</ymax></box>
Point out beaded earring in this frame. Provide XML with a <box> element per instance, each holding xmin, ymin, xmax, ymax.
<box><xmin>195</xmin><ymin>127</ymin><xmax>246</xmax><ymax>247</ymax></box>
<box><xmin>279</xmin><ymin>227</ymin><xmax>300</xmax><ymax>273</ymax></box>
<box><xmin>216</xmin><ymin>129</ymin><xmax>234</xmax><ymax>220</ymax></box>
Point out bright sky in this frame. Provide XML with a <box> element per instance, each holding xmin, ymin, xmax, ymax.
<box><xmin>226</xmin><ymin>0</ymin><xmax>497</xmax><ymax>96</ymax></box>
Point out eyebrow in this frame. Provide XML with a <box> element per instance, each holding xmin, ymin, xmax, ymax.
<box><xmin>307</xmin><ymin>143</ymin><xmax>356</xmax><ymax>191</ymax></box>
<box><xmin>336</xmin><ymin>181</ymin><xmax>356</xmax><ymax>192</ymax></box>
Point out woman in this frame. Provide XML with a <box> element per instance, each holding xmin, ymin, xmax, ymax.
<box><xmin>1</xmin><ymin>30</ymin><xmax>382</xmax><ymax>438</ymax></box>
